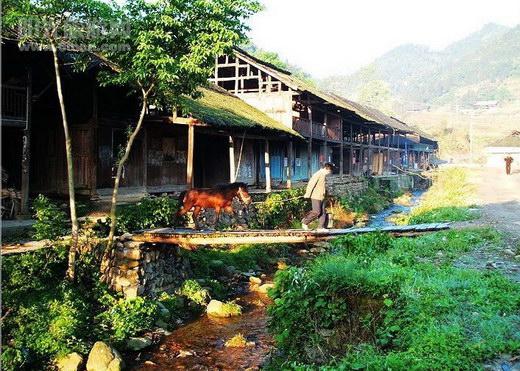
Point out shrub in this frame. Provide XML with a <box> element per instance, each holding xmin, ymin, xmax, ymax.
<box><xmin>340</xmin><ymin>185</ymin><xmax>394</xmax><ymax>216</ymax></box>
<box><xmin>251</xmin><ymin>188</ymin><xmax>308</xmax><ymax>229</ymax></box>
<box><xmin>268</xmin><ymin>230</ymin><xmax>520</xmax><ymax>369</ymax></box>
<box><xmin>186</xmin><ymin>244</ymin><xmax>290</xmax><ymax>278</ymax></box>
<box><xmin>96</xmin><ymin>297</ymin><xmax>159</xmax><ymax>343</ymax></box>
<box><xmin>220</xmin><ymin>300</ymin><xmax>242</xmax><ymax>316</ymax></box>
<box><xmin>180</xmin><ymin>279</ymin><xmax>210</xmax><ymax>306</ymax></box>
<box><xmin>98</xmin><ymin>196</ymin><xmax>180</xmax><ymax>235</ymax></box>
<box><xmin>32</xmin><ymin>194</ymin><xmax>68</xmax><ymax>240</ymax></box>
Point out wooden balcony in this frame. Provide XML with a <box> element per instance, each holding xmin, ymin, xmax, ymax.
<box><xmin>2</xmin><ymin>85</ymin><xmax>27</xmax><ymax>128</ymax></box>
<box><xmin>293</xmin><ymin>118</ymin><xmax>341</xmax><ymax>141</ymax></box>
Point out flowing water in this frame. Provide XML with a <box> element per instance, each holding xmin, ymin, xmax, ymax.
<box><xmin>132</xmin><ymin>285</ymin><xmax>275</xmax><ymax>370</ymax></box>
<box><xmin>132</xmin><ymin>191</ymin><xmax>424</xmax><ymax>370</ymax></box>
<box><xmin>367</xmin><ymin>190</ymin><xmax>424</xmax><ymax>228</ymax></box>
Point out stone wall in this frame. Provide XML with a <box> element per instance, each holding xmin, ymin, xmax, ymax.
<box><xmin>104</xmin><ymin>235</ymin><xmax>191</xmax><ymax>299</ymax></box>
<box><xmin>326</xmin><ymin>175</ymin><xmax>368</xmax><ymax>197</ymax></box>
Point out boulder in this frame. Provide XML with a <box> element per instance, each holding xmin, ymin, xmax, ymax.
<box><xmin>258</xmin><ymin>283</ymin><xmax>275</xmax><ymax>294</ymax></box>
<box><xmin>249</xmin><ymin>276</ymin><xmax>262</xmax><ymax>285</ymax></box>
<box><xmin>126</xmin><ymin>337</ymin><xmax>152</xmax><ymax>351</ymax></box>
<box><xmin>56</xmin><ymin>352</ymin><xmax>83</xmax><ymax>371</ymax></box>
<box><xmin>86</xmin><ymin>341</ymin><xmax>124</xmax><ymax>371</ymax></box>
<box><xmin>206</xmin><ymin>300</ymin><xmax>225</xmax><ymax>317</ymax></box>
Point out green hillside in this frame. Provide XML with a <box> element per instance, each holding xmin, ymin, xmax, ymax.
<box><xmin>320</xmin><ymin>23</ymin><xmax>520</xmax><ymax>109</ymax></box>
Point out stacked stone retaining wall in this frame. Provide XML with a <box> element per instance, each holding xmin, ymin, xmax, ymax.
<box><xmin>104</xmin><ymin>235</ymin><xmax>191</xmax><ymax>299</ymax></box>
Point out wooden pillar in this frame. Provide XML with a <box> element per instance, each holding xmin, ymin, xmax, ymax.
<box><xmin>229</xmin><ymin>136</ymin><xmax>236</xmax><ymax>183</ymax></box>
<box><xmin>397</xmin><ymin>134</ymin><xmax>401</xmax><ymax>168</ymax></box>
<box><xmin>20</xmin><ymin>67</ymin><xmax>32</xmax><ymax>215</ymax></box>
<box><xmin>387</xmin><ymin>132</ymin><xmax>391</xmax><ymax>173</ymax></box>
<box><xmin>323</xmin><ymin>113</ymin><xmax>328</xmax><ymax>164</ymax></box>
<box><xmin>89</xmin><ymin>83</ymin><xmax>99</xmax><ymax>198</ymax></box>
<box><xmin>186</xmin><ymin>123</ymin><xmax>195</xmax><ymax>188</ymax></box>
<box><xmin>307</xmin><ymin>101</ymin><xmax>313</xmax><ymax>179</ymax></box>
<box><xmin>287</xmin><ymin>140</ymin><xmax>293</xmax><ymax>189</ymax></box>
<box><xmin>349</xmin><ymin>124</ymin><xmax>354</xmax><ymax>175</ymax></box>
<box><xmin>339</xmin><ymin>118</ymin><xmax>344</xmax><ymax>177</ymax></box>
<box><xmin>367</xmin><ymin>127</ymin><xmax>372</xmax><ymax>175</ymax></box>
<box><xmin>264</xmin><ymin>139</ymin><xmax>271</xmax><ymax>192</ymax></box>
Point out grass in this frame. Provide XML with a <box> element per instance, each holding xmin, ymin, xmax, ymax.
<box><xmin>267</xmin><ymin>229</ymin><xmax>520</xmax><ymax>369</ymax></box>
<box><xmin>399</xmin><ymin>167</ymin><xmax>480</xmax><ymax>224</ymax></box>
<box><xmin>225</xmin><ymin>333</ymin><xmax>248</xmax><ymax>348</ymax></box>
<box><xmin>185</xmin><ymin>243</ymin><xmax>291</xmax><ymax>278</ymax></box>
<box><xmin>221</xmin><ymin>301</ymin><xmax>242</xmax><ymax>316</ymax></box>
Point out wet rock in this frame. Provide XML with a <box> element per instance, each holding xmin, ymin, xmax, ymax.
<box><xmin>503</xmin><ymin>249</ymin><xmax>515</xmax><ymax>257</ymax></box>
<box><xmin>249</xmin><ymin>276</ymin><xmax>262</xmax><ymax>285</ymax></box>
<box><xmin>486</xmin><ymin>261</ymin><xmax>497</xmax><ymax>269</ymax></box>
<box><xmin>258</xmin><ymin>283</ymin><xmax>275</xmax><ymax>294</ymax></box>
<box><xmin>56</xmin><ymin>352</ymin><xmax>83</xmax><ymax>371</ymax></box>
<box><xmin>126</xmin><ymin>337</ymin><xmax>152</xmax><ymax>351</ymax></box>
<box><xmin>86</xmin><ymin>341</ymin><xmax>124</xmax><ymax>371</ymax></box>
<box><xmin>206</xmin><ymin>300</ymin><xmax>225</xmax><ymax>317</ymax></box>
<box><xmin>177</xmin><ymin>350</ymin><xmax>194</xmax><ymax>358</ymax></box>
<box><xmin>157</xmin><ymin>302</ymin><xmax>171</xmax><ymax>319</ymax></box>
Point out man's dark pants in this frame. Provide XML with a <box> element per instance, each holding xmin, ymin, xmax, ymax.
<box><xmin>302</xmin><ymin>198</ymin><xmax>328</xmax><ymax>228</ymax></box>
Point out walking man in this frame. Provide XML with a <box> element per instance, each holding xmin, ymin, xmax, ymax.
<box><xmin>302</xmin><ymin>163</ymin><xmax>334</xmax><ymax>231</ymax></box>
<box><xmin>504</xmin><ymin>155</ymin><xmax>514</xmax><ymax>175</ymax></box>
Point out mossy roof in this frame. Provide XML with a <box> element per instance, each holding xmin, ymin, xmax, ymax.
<box><xmin>489</xmin><ymin>131</ymin><xmax>520</xmax><ymax>147</ymax></box>
<box><xmin>179</xmin><ymin>85</ymin><xmax>301</xmax><ymax>137</ymax></box>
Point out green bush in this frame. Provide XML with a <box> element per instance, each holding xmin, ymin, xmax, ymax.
<box><xmin>268</xmin><ymin>229</ymin><xmax>520</xmax><ymax>369</ymax></box>
<box><xmin>180</xmin><ymin>279</ymin><xmax>210</xmax><ymax>306</ymax></box>
<box><xmin>186</xmin><ymin>244</ymin><xmax>290</xmax><ymax>278</ymax></box>
<box><xmin>32</xmin><ymin>194</ymin><xmax>68</xmax><ymax>240</ymax></box>
<box><xmin>99</xmin><ymin>196</ymin><xmax>180</xmax><ymax>235</ymax></box>
<box><xmin>96</xmin><ymin>297</ymin><xmax>159</xmax><ymax>343</ymax></box>
<box><xmin>251</xmin><ymin>188</ymin><xmax>308</xmax><ymax>229</ymax></box>
<box><xmin>340</xmin><ymin>185</ymin><xmax>394</xmax><ymax>215</ymax></box>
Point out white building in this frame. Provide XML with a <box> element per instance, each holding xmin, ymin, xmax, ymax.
<box><xmin>485</xmin><ymin>131</ymin><xmax>520</xmax><ymax>170</ymax></box>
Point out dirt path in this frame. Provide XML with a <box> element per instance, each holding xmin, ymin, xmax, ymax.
<box><xmin>469</xmin><ymin>166</ymin><xmax>520</xmax><ymax>238</ymax></box>
<box><xmin>452</xmin><ymin>165</ymin><xmax>520</xmax><ymax>281</ymax></box>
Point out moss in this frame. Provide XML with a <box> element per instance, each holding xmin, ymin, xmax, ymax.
<box><xmin>180</xmin><ymin>86</ymin><xmax>300</xmax><ymax>136</ymax></box>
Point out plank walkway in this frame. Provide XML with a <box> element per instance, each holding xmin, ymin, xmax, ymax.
<box><xmin>1</xmin><ymin>223</ymin><xmax>450</xmax><ymax>255</ymax></box>
<box><xmin>132</xmin><ymin>223</ymin><xmax>450</xmax><ymax>248</ymax></box>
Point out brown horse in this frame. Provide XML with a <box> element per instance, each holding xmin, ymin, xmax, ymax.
<box><xmin>177</xmin><ymin>182</ymin><xmax>252</xmax><ymax>228</ymax></box>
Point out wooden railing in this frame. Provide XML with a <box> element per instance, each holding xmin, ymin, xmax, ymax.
<box><xmin>2</xmin><ymin>85</ymin><xmax>27</xmax><ymax>122</ymax></box>
<box><xmin>293</xmin><ymin>118</ymin><xmax>311</xmax><ymax>137</ymax></box>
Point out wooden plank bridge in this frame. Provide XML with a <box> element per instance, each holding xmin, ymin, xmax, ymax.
<box><xmin>132</xmin><ymin>223</ymin><xmax>450</xmax><ymax>248</ymax></box>
<box><xmin>1</xmin><ymin>223</ymin><xmax>450</xmax><ymax>255</ymax></box>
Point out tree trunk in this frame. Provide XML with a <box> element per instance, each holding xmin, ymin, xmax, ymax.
<box><xmin>101</xmin><ymin>89</ymin><xmax>148</xmax><ymax>276</ymax></box>
<box><xmin>51</xmin><ymin>41</ymin><xmax>79</xmax><ymax>281</ymax></box>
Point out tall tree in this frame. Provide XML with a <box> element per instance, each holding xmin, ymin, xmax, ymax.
<box><xmin>95</xmin><ymin>0</ymin><xmax>261</xmax><ymax>273</ymax></box>
<box><xmin>3</xmin><ymin>0</ymin><xmax>112</xmax><ymax>281</ymax></box>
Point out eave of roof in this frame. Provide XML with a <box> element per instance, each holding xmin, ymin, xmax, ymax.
<box><xmin>178</xmin><ymin>85</ymin><xmax>302</xmax><ymax>138</ymax></box>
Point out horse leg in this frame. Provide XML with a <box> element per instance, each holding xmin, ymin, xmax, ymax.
<box><xmin>214</xmin><ymin>206</ymin><xmax>221</xmax><ymax>227</ymax></box>
<box><xmin>193</xmin><ymin>206</ymin><xmax>202</xmax><ymax>230</ymax></box>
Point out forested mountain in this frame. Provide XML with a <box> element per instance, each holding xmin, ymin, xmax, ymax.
<box><xmin>320</xmin><ymin>23</ymin><xmax>520</xmax><ymax>109</ymax></box>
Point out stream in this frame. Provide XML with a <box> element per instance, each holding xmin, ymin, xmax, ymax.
<box><xmin>131</xmin><ymin>190</ymin><xmax>424</xmax><ymax>370</ymax></box>
<box><xmin>367</xmin><ymin>190</ymin><xmax>424</xmax><ymax>228</ymax></box>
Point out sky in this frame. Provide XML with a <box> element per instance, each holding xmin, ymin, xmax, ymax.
<box><xmin>247</xmin><ymin>0</ymin><xmax>520</xmax><ymax>78</ymax></box>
